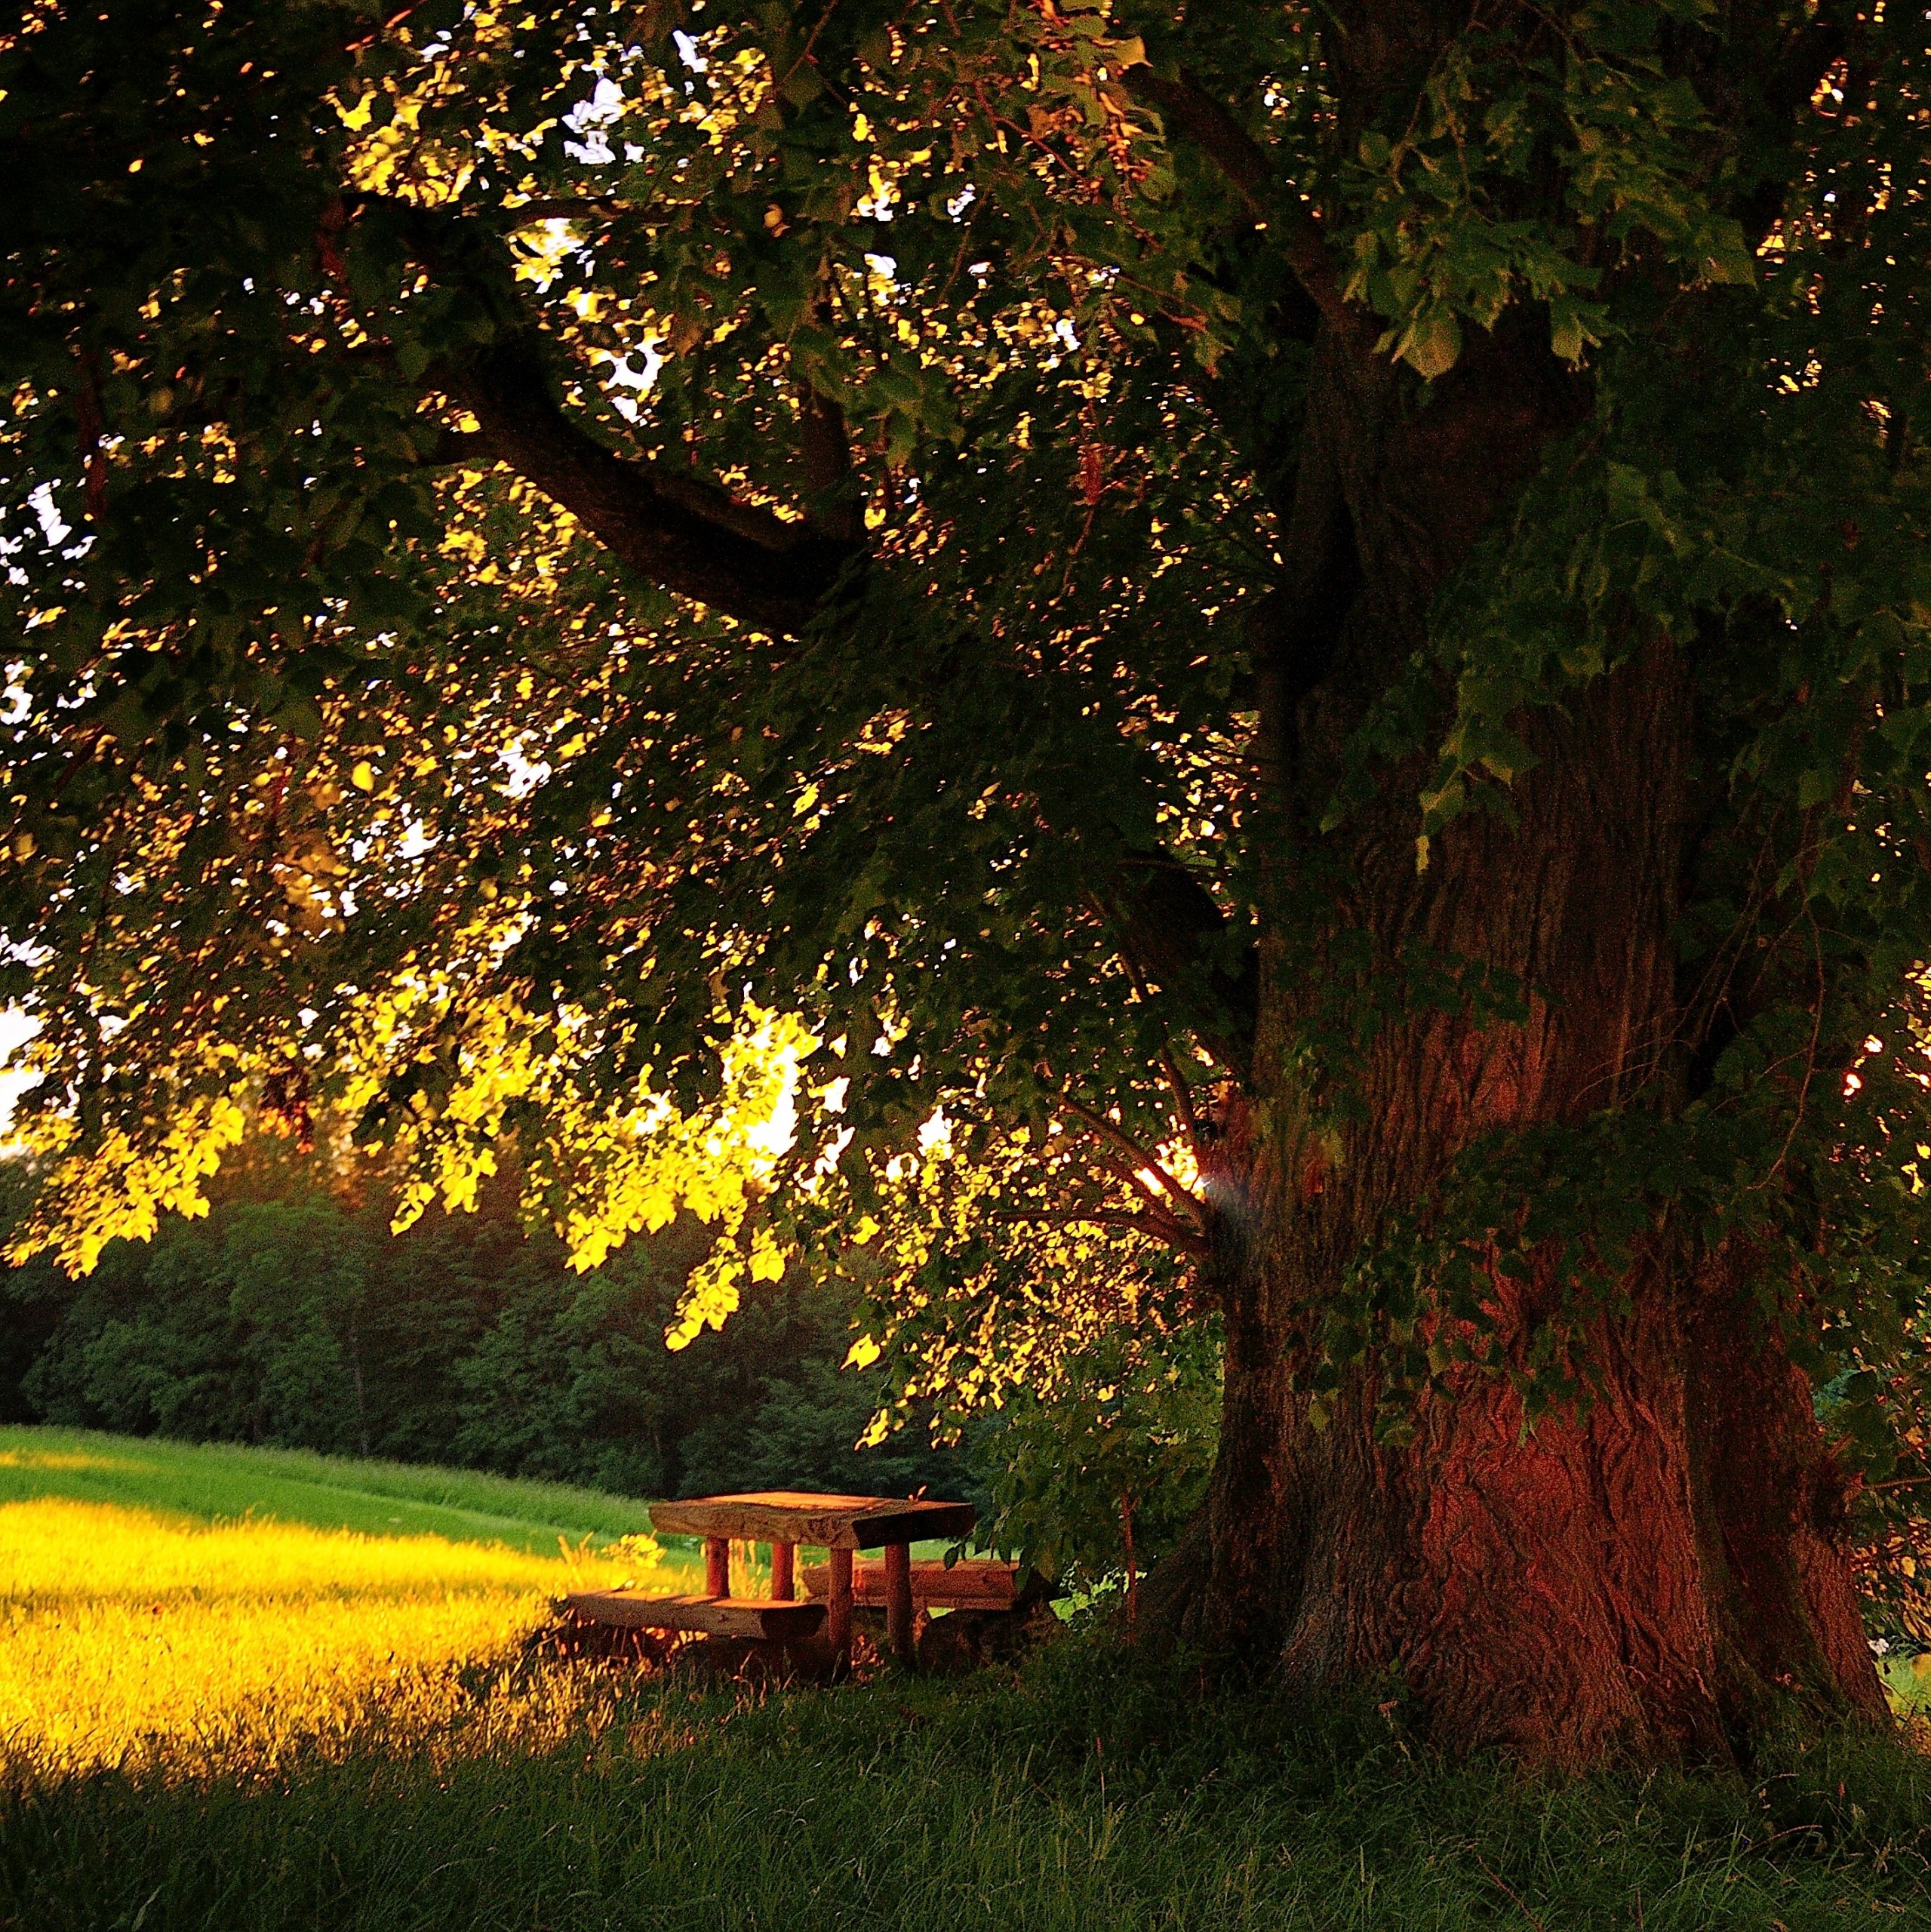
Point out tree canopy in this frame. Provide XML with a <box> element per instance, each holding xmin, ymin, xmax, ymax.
<box><xmin>5</xmin><ymin>0</ymin><xmax>1931</xmax><ymax>1758</ymax></box>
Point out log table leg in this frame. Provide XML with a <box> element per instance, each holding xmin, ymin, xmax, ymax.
<box><xmin>770</xmin><ymin>1540</ymin><xmax>795</xmax><ymax>1601</ymax></box>
<box><xmin>884</xmin><ymin>1541</ymin><xmax>915</xmax><ymax>1667</ymax></box>
<box><xmin>704</xmin><ymin>1536</ymin><xmax>730</xmax><ymax>1598</ymax></box>
<box><xmin>826</xmin><ymin>1546</ymin><xmax>853</xmax><ymax>1672</ymax></box>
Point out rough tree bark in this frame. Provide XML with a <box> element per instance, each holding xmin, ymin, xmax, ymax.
<box><xmin>1176</xmin><ymin>291</ymin><xmax>1889</xmax><ymax>1767</ymax></box>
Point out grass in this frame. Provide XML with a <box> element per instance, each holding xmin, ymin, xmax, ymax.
<box><xmin>0</xmin><ymin>1426</ymin><xmax>699</xmax><ymax>1786</ymax></box>
<box><xmin>2</xmin><ymin>1428</ymin><xmax>1929</xmax><ymax>1930</ymax></box>
<box><xmin>0</xmin><ymin>1496</ymin><xmax>678</xmax><ymax>1783</ymax></box>
<box><xmin>1884</xmin><ymin>1653</ymin><xmax>1931</xmax><ymax>1716</ymax></box>
<box><xmin>0</xmin><ymin>1424</ymin><xmax>668</xmax><ymax>1555</ymax></box>
<box><xmin>5</xmin><ymin>1640</ymin><xmax>1930</xmax><ymax>1930</ymax></box>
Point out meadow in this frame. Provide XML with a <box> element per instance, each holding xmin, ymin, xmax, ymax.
<box><xmin>3</xmin><ymin>1428</ymin><xmax>1930</xmax><ymax>1930</ymax></box>
<box><xmin>0</xmin><ymin>1426</ymin><xmax>699</xmax><ymax>1786</ymax></box>
<box><xmin>0</xmin><ymin>1424</ymin><xmax>668</xmax><ymax>1552</ymax></box>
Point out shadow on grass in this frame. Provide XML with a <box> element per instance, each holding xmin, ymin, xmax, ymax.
<box><xmin>2</xmin><ymin>1636</ymin><xmax>1928</xmax><ymax>1932</ymax></box>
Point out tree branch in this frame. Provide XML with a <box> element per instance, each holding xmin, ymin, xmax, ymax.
<box><xmin>1056</xmin><ymin>1097</ymin><xmax>1207</xmax><ymax>1232</ymax></box>
<box><xmin>1250</xmin><ymin>423</ymin><xmax>1361</xmax><ymax>798</ymax></box>
<box><xmin>364</xmin><ymin>194</ymin><xmax>861</xmax><ymax>635</ymax></box>
<box><xmin>1105</xmin><ymin>860</ymin><xmax>1256</xmax><ymax>1074</ymax></box>
<box><xmin>503</xmin><ymin>197</ymin><xmax>623</xmax><ymax>225</ymax></box>
<box><xmin>798</xmin><ymin>380</ymin><xmax>863</xmax><ymax>544</ymax></box>
<box><xmin>1123</xmin><ymin>66</ymin><xmax>1352</xmax><ymax>334</ymax></box>
<box><xmin>438</xmin><ymin>341</ymin><xmax>856</xmax><ymax>635</ymax></box>
<box><xmin>989</xmin><ymin>1204</ymin><xmax>1210</xmax><ymax>1257</ymax></box>
<box><xmin>1095</xmin><ymin>899</ymin><xmax>1210</xmax><ymax>1147</ymax></box>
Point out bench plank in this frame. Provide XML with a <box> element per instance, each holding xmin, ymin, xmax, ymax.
<box><xmin>563</xmin><ymin>1591</ymin><xmax>827</xmax><ymax>1640</ymax></box>
<box><xmin>649</xmin><ymin>1491</ymin><xmax>977</xmax><ymax>1549</ymax></box>
<box><xmin>801</xmin><ymin>1559</ymin><xmax>1019</xmax><ymax>1612</ymax></box>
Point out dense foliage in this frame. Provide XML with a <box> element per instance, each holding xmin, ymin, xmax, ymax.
<box><xmin>0</xmin><ymin>0</ymin><xmax>1920</xmax><ymax>1395</ymax></box>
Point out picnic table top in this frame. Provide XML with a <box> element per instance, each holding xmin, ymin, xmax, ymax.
<box><xmin>648</xmin><ymin>1490</ymin><xmax>978</xmax><ymax>1549</ymax></box>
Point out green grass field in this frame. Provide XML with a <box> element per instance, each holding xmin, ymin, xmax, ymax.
<box><xmin>3</xmin><ymin>1427</ymin><xmax>1929</xmax><ymax>1930</ymax></box>
<box><xmin>0</xmin><ymin>1423</ymin><xmax>668</xmax><ymax>1556</ymax></box>
<box><xmin>8</xmin><ymin>1636</ymin><xmax>1931</xmax><ymax>1931</ymax></box>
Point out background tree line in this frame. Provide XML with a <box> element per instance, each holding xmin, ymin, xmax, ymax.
<box><xmin>0</xmin><ymin>1140</ymin><xmax>968</xmax><ymax>1505</ymax></box>
<box><xmin>0</xmin><ymin>1134</ymin><xmax>1219</xmax><ymax>1590</ymax></box>
<box><xmin>1</xmin><ymin>1133</ymin><xmax>1922</xmax><ymax>1643</ymax></box>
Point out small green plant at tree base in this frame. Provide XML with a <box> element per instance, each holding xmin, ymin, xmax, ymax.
<box><xmin>970</xmin><ymin>1327</ymin><xmax>1219</xmax><ymax>1613</ymax></box>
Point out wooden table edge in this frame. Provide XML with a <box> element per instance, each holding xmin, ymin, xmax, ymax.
<box><xmin>648</xmin><ymin>1497</ymin><xmax>978</xmax><ymax>1549</ymax></box>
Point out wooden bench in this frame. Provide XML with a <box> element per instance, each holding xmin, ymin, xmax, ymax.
<box><xmin>799</xmin><ymin>1558</ymin><xmax>1019</xmax><ymax>1613</ymax></box>
<box><xmin>561</xmin><ymin>1491</ymin><xmax>979</xmax><ymax>1669</ymax></box>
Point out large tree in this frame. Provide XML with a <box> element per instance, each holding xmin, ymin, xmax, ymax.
<box><xmin>5</xmin><ymin>0</ymin><xmax>1930</xmax><ymax>1764</ymax></box>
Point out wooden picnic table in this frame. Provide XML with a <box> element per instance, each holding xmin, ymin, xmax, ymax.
<box><xmin>648</xmin><ymin>1491</ymin><xmax>977</xmax><ymax>1666</ymax></box>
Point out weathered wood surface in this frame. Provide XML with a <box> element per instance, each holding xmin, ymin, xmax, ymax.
<box><xmin>884</xmin><ymin>1540</ymin><xmax>915</xmax><ymax>1665</ymax></box>
<box><xmin>770</xmin><ymin>1540</ymin><xmax>795</xmax><ymax>1601</ymax></box>
<box><xmin>801</xmin><ymin>1559</ymin><xmax>1019</xmax><ymax>1611</ymax></box>
<box><xmin>562</xmin><ymin>1591</ymin><xmax>826</xmax><ymax>1640</ymax></box>
<box><xmin>704</xmin><ymin>1536</ymin><xmax>730</xmax><ymax>1597</ymax></box>
<box><xmin>649</xmin><ymin>1491</ymin><xmax>977</xmax><ymax>1549</ymax></box>
<box><xmin>826</xmin><ymin>1545</ymin><xmax>853</xmax><ymax>1663</ymax></box>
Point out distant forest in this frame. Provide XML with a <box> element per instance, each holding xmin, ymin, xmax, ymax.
<box><xmin>0</xmin><ymin>1142</ymin><xmax>967</xmax><ymax>1505</ymax></box>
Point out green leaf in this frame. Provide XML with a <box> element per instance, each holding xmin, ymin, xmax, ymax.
<box><xmin>1401</xmin><ymin>312</ymin><xmax>1462</xmax><ymax>381</ymax></box>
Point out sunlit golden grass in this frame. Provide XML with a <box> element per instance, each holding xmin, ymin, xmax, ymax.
<box><xmin>0</xmin><ymin>1497</ymin><xmax>676</xmax><ymax>1786</ymax></box>
<box><xmin>0</xmin><ymin>1424</ymin><xmax>666</xmax><ymax>1551</ymax></box>
<box><xmin>0</xmin><ymin>1447</ymin><xmax>119</xmax><ymax>1472</ymax></box>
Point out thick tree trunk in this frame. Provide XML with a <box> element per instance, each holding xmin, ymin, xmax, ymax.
<box><xmin>1179</xmin><ymin>315</ymin><xmax>1890</xmax><ymax>1765</ymax></box>
<box><xmin>1200</xmin><ymin>1238</ymin><xmax>1889</xmax><ymax>1763</ymax></box>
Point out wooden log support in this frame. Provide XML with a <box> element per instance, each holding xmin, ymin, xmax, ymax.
<box><xmin>704</xmin><ymin>1536</ymin><xmax>730</xmax><ymax>1598</ymax></box>
<box><xmin>826</xmin><ymin>1545</ymin><xmax>854</xmax><ymax>1669</ymax></box>
<box><xmin>563</xmin><ymin>1591</ymin><xmax>826</xmax><ymax>1641</ymax></box>
<box><xmin>884</xmin><ymin>1540</ymin><xmax>915</xmax><ymax>1667</ymax></box>
<box><xmin>770</xmin><ymin>1540</ymin><xmax>795</xmax><ymax>1601</ymax></box>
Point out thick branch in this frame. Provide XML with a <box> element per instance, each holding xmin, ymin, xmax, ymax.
<box><xmin>441</xmin><ymin>343</ymin><xmax>856</xmax><ymax>635</ymax></box>
<box><xmin>1124</xmin><ymin>66</ymin><xmax>1352</xmax><ymax>335</ymax></box>
<box><xmin>503</xmin><ymin>197</ymin><xmax>623</xmax><ymax>224</ymax></box>
<box><xmin>798</xmin><ymin>371</ymin><xmax>863</xmax><ymax>544</ymax></box>
<box><xmin>365</xmin><ymin>195</ymin><xmax>859</xmax><ymax>635</ymax></box>
<box><xmin>1057</xmin><ymin>1097</ymin><xmax>1207</xmax><ymax>1232</ymax></box>
<box><xmin>1108</xmin><ymin>860</ymin><xmax>1257</xmax><ymax>1074</ymax></box>
<box><xmin>990</xmin><ymin>1204</ymin><xmax>1210</xmax><ymax>1257</ymax></box>
<box><xmin>1250</xmin><ymin>418</ymin><xmax>1361</xmax><ymax>799</ymax></box>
